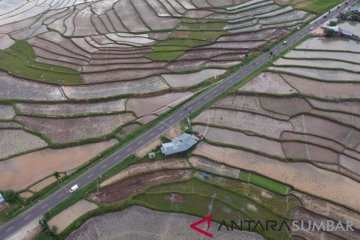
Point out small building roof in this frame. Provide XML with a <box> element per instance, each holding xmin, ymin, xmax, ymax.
<box><xmin>161</xmin><ymin>133</ymin><xmax>199</xmax><ymax>156</ymax></box>
<box><xmin>350</xmin><ymin>6</ymin><xmax>360</xmax><ymax>13</ymax></box>
<box><xmin>324</xmin><ymin>25</ymin><xmax>339</xmax><ymax>32</ymax></box>
<box><xmin>340</xmin><ymin>28</ymin><xmax>353</xmax><ymax>36</ymax></box>
<box><xmin>0</xmin><ymin>193</ymin><xmax>4</xmax><ymax>203</ymax></box>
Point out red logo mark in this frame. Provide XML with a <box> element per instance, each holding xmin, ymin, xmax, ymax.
<box><xmin>190</xmin><ymin>215</ymin><xmax>213</xmax><ymax>238</ymax></box>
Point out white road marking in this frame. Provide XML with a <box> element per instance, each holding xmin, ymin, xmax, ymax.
<box><xmin>57</xmin><ymin>193</ymin><xmax>64</xmax><ymax>198</ymax></box>
<box><xmin>41</xmin><ymin>203</ymin><xmax>48</xmax><ymax>209</ymax></box>
<box><xmin>138</xmin><ymin>139</ymin><xmax>144</xmax><ymax>144</ymax></box>
<box><xmin>149</xmin><ymin>132</ymin><xmax>155</xmax><ymax>137</ymax></box>
<box><xmin>24</xmin><ymin>215</ymin><xmax>31</xmax><ymax>220</ymax></box>
<box><xmin>87</xmin><ymin>173</ymin><xmax>94</xmax><ymax>179</ymax></box>
<box><xmin>101</xmin><ymin>164</ymin><xmax>107</xmax><ymax>169</ymax></box>
<box><xmin>5</xmin><ymin>226</ymin><xmax>14</xmax><ymax>232</ymax></box>
<box><xmin>126</xmin><ymin>147</ymin><xmax>133</xmax><ymax>152</ymax></box>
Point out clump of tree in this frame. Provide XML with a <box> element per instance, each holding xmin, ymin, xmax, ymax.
<box><xmin>34</xmin><ymin>219</ymin><xmax>59</xmax><ymax>240</ymax></box>
<box><xmin>324</xmin><ymin>28</ymin><xmax>336</xmax><ymax>37</ymax></box>
<box><xmin>339</xmin><ymin>12</ymin><xmax>360</xmax><ymax>22</ymax></box>
<box><xmin>329</xmin><ymin>21</ymin><xmax>337</xmax><ymax>26</ymax></box>
<box><xmin>1</xmin><ymin>190</ymin><xmax>18</xmax><ymax>204</ymax></box>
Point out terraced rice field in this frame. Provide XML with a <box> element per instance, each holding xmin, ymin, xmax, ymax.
<box><xmin>0</xmin><ymin>0</ymin><xmax>314</xmax><ymax>198</ymax></box>
<box><xmin>0</xmin><ymin>139</ymin><xmax>117</xmax><ymax>191</ymax></box>
<box><xmin>192</xmin><ymin>32</ymin><xmax>360</xmax><ymax>239</ymax></box>
<box><xmin>81</xmin><ymin>159</ymin><xmax>301</xmax><ymax>240</ymax></box>
<box><xmin>67</xmin><ymin>206</ymin><xmax>266</xmax><ymax>240</ymax></box>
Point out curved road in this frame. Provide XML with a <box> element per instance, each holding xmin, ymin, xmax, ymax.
<box><xmin>0</xmin><ymin>1</ymin><xmax>354</xmax><ymax>238</ymax></box>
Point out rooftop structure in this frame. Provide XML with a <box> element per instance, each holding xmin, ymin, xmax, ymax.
<box><xmin>340</xmin><ymin>28</ymin><xmax>353</xmax><ymax>36</ymax></box>
<box><xmin>350</xmin><ymin>6</ymin><xmax>360</xmax><ymax>14</ymax></box>
<box><xmin>0</xmin><ymin>193</ymin><xmax>4</xmax><ymax>204</ymax></box>
<box><xmin>161</xmin><ymin>133</ymin><xmax>199</xmax><ymax>156</ymax></box>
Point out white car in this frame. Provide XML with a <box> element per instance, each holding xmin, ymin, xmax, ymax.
<box><xmin>310</xmin><ymin>27</ymin><xmax>314</xmax><ymax>30</ymax></box>
<box><xmin>283</xmin><ymin>40</ymin><xmax>288</xmax><ymax>45</ymax></box>
<box><xmin>69</xmin><ymin>184</ymin><xmax>79</xmax><ymax>193</ymax></box>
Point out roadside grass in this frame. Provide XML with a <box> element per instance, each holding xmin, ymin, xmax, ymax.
<box><xmin>0</xmin><ymin>40</ymin><xmax>83</xmax><ymax>85</ymax></box>
<box><xmin>275</xmin><ymin>0</ymin><xmax>343</xmax><ymax>15</ymax></box>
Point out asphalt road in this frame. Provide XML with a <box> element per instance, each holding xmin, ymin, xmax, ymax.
<box><xmin>0</xmin><ymin>1</ymin><xmax>354</xmax><ymax>239</ymax></box>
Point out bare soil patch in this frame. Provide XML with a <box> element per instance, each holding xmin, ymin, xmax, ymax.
<box><xmin>291</xmin><ymin>208</ymin><xmax>360</xmax><ymax>240</ymax></box>
<box><xmin>308</xmin><ymin>99</ymin><xmax>360</xmax><ymax>116</ymax></box>
<box><xmin>92</xmin><ymin>170</ymin><xmax>192</xmax><ymax>204</ymax></box>
<box><xmin>193</xmin><ymin>125</ymin><xmax>285</xmax><ymax>158</ymax></box>
<box><xmin>290</xmin><ymin>114</ymin><xmax>360</xmax><ymax>149</ymax></box>
<box><xmin>239</xmin><ymin>72</ymin><xmax>297</xmax><ymax>94</ymax></box>
<box><xmin>0</xmin><ymin>104</ymin><xmax>15</xmax><ymax>119</ymax></box>
<box><xmin>270</xmin><ymin>66</ymin><xmax>360</xmax><ymax>82</ymax></box>
<box><xmin>48</xmin><ymin>200</ymin><xmax>98</xmax><ymax>233</ymax></box>
<box><xmin>62</xmin><ymin>76</ymin><xmax>169</xmax><ymax>100</ymax></box>
<box><xmin>258</xmin><ymin>96</ymin><xmax>312</xmax><ymax>116</ymax></box>
<box><xmin>285</xmin><ymin>50</ymin><xmax>360</xmax><ymax>63</ymax></box>
<box><xmin>282</xmin><ymin>142</ymin><xmax>339</xmax><ymax>163</ymax></box>
<box><xmin>0</xmin><ymin>129</ymin><xmax>47</xmax><ymax>160</ymax></box>
<box><xmin>193</xmin><ymin>108</ymin><xmax>292</xmax><ymax>138</ymax></box>
<box><xmin>296</xmin><ymin>38</ymin><xmax>360</xmax><ymax>53</ymax></box>
<box><xmin>214</xmin><ymin>94</ymin><xmax>288</xmax><ymax>120</ymax></box>
<box><xmin>66</xmin><ymin>206</ymin><xmax>265</xmax><ymax>240</ymax></box>
<box><xmin>189</xmin><ymin>156</ymin><xmax>240</xmax><ymax>179</ymax></box>
<box><xmin>16</xmin><ymin>114</ymin><xmax>134</xmax><ymax>144</ymax></box>
<box><xmin>162</xmin><ymin>69</ymin><xmax>225</xmax><ymax>88</ymax></box>
<box><xmin>16</xmin><ymin>99</ymin><xmax>126</xmax><ymax>117</ymax></box>
<box><xmin>135</xmin><ymin>138</ymin><xmax>162</xmax><ymax>158</ymax></box>
<box><xmin>0</xmin><ymin>140</ymin><xmax>117</xmax><ymax>191</ymax></box>
<box><xmin>280</xmin><ymin>131</ymin><xmax>344</xmax><ymax>152</ymax></box>
<box><xmin>292</xmin><ymin>191</ymin><xmax>360</xmax><ymax>229</ymax></box>
<box><xmin>101</xmin><ymin>159</ymin><xmax>191</xmax><ymax>187</ymax></box>
<box><xmin>29</xmin><ymin>176</ymin><xmax>57</xmax><ymax>192</ymax></box>
<box><xmin>282</xmin><ymin>73</ymin><xmax>360</xmax><ymax>99</ymax></box>
<box><xmin>274</xmin><ymin>58</ymin><xmax>360</xmax><ymax>72</ymax></box>
<box><xmin>127</xmin><ymin>92</ymin><xmax>192</xmax><ymax>117</ymax></box>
